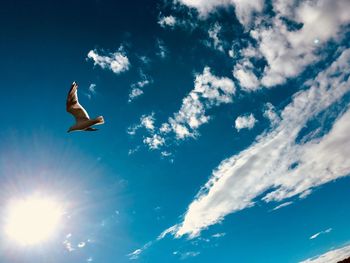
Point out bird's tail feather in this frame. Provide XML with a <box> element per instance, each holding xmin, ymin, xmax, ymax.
<box><xmin>94</xmin><ymin>116</ymin><xmax>104</xmax><ymax>125</ymax></box>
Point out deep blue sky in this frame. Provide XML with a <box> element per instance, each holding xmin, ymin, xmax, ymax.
<box><xmin>0</xmin><ymin>0</ymin><xmax>350</xmax><ymax>262</ymax></box>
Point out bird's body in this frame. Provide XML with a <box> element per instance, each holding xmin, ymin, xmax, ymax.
<box><xmin>66</xmin><ymin>82</ymin><xmax>104</xmax><ymax>132</ymax></box>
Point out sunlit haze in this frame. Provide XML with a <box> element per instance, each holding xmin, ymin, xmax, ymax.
<box><xmin>4</xmin><ymin>196</ymin><xmax>63</xmax><ymax>246</ymax></box>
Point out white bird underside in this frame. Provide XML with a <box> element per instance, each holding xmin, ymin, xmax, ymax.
<box><xmin>66</xmin><ymin>82</ymin><xmax>104</xmax><ymax>132</ymax></box>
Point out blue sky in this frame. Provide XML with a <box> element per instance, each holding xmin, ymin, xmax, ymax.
<box><xmin>0</xmin><ymin>0</ymin><xmax>350</xmax><ymax>262</ymax></box>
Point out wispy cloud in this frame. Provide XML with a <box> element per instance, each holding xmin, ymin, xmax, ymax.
<box><xmin>212</xmin><ymin>232</ymin><xmax>226</xmax><ymax>238</ymax></box>
<box><xmin>127</xmin><ymin>113</ymin><xmax>155</xmax><ymax>135</ymax></box>
<box><xmin>206</xmin><ymin>23</ymin><xmax>224</xmax><ymax>52</ymax></box>
<box><xmin>310</xmin><ymin>228</ymin><xmax>332</xmax><ymax>240</ymax></box>
<box><xmin>128</xmin><ymin>67</ymin><xmax>235</xmax><ymax>151</ymax></box>
<box><xmin>128</xmin><ymin>72</ymin><xmax>152</xmax><ymax>102</ymax></box>
<box><xmin>300</xmin><ymin>243</ymin><xmax>350</xmax><ymax>263</ymax></box>
<box><xmin>87</xmin><ymin>46</ymin><xmax>130</xmax><ymax>74</ymax></box>
<box><xmin>173</xmin><ymin>250</ymin><xmax>200</xmax><ymax>260</ymax></box>
<box><xmin>272</xmin><ymin>201</ymin><xmax>293</xmax><ymax>211</ymax></box>
<box><xmin>128</xmin><ymin>241</ymin><xmax>152</xmax><ymax>260</ymax></box>
<box><xmin>158</xmin><ymin>15</ymin><xmax>177</xmax><ymax>28</ymax></box>
<box><xmin>164</xmin><ymin>48</ymin><xmax>350</xmax><ymax>238</ymax></box>
<box><xmin>156</xmin><ymin>39</ymin><xmax>168</xmax><ymax>59</ymax></box>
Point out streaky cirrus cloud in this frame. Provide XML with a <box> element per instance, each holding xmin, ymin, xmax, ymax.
<box><xmin>300</xmin><ymin>243</ymin><xmax>350</xmax><ymax>263</ymax></box>
<box><xmin>87</xmin><ymin>46</ymin><xmax>130</xmax><ymax>74</ymax></box>
<box><xmin>309</xmin><ymin>228</ymin><xmax>332</xmax><ymax>240</ymax></box>
<box><xmin>164</xmin><ymin>48</ymin><xmax>350</xmax><ymax>238</ymax></box>
<box><xmin>272</xmin><ymin>201</ymin><xmax>293</xmax><ymax>211</ymax></box>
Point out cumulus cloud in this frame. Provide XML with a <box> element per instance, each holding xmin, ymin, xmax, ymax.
<box><xmin>167</xmin><ymin>66</ymin><xmax>235</xmax><ymax>139</ymax></box>
<box><xmin>233</xmin><ymin>62</ymin><xmax>260</xmax><ymax>90</ymax></box>
<box><xmin>239</xmin><ymin>0</ymin><xmax>350</xmax><ymax>88</ymax></box>
<box><xmin>87</xmin><ymin>46</ymin><xmax>130</xmax><ymax>74</ymax></box>
<box><xmin>127</xmin><ymin>114</ymin><xmax>155</xmax><ymax>135</ymax></box>
<box><xmin>141</xmin><ymin>114</ymin><xmax>155</xmax><ymax>131</ymax></box>
<box><xmin>128</xmin><ymin>67</ymin><xmax>235</xmax><ymax>150</ymax></box>
<box><xmin>165</xmin><ymin>48</ymin><xmax>350</xmax><ymax>238</ymax></box>
<box><xmin>143</xmin><ymin>135</ymin><xmax>165</xmax><ymax>150</ymax></box>
<box><xmin>177</xmin><ymin>0</ymin><xmax>264</xmax><ymax>27</ymax></box>
<box><xmin>158</xmin><ymin>15</ymin><xmax>177</xmax><ymax>28</ymax></box>
<box><xmin>186</xmin><ymin>0</ymin><xmax>350</xmax><ymax>89</ymax></box>
<box><xmin>300</xmin><ymin>244</ymin><xmax>350</xmax><ymax>263</ymax></box>
<box><xmin>235</xmin><ymin>113</ymin><xmax>257</xmax><ymax>131</ymax></box>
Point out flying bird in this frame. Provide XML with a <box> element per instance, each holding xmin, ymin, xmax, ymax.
<box><xmin>66</xmin><ymin>82</ymin><xmax>104</xmax><ymax>132</ymax></box>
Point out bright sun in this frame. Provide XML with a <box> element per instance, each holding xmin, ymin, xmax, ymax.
<box><xmin>4</xmin><ymin>196</ymin><xmax>63</xmax><ymax>246</ymax></box>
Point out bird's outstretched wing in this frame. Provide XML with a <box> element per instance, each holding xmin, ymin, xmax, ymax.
<box><xmin>66</xmin><ymin>82</ymin><xmax>90</xmax><ymax>122</ymax></box>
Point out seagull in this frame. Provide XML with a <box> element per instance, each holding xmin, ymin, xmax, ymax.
<box><xmin>66</xmin><ymin>82</ymin><xmax>104</xmax><ymax>132</ymax></box>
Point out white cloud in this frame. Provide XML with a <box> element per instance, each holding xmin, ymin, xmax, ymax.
<box><xmin>168</xmin><ymin>66</ymin><xmax>235</xmax><ymax>139</ymax></box>
<box><xmin>143</xmin><ymin>135</ymin><xmax>165</xmax><ymax>150</ymax></box>
<box><xmin>212</xmin><ymin>232</ymin><xmax>226</xmax><ymax>238</ymax></box>
<box><xmin>207</xmin><ymin>23</ymin><xmax>224</xmax><ymax>52</ymax></box>
<box><xmin>177</xmin><ymin>0</ymin><xmax>264</xmax><ymax>27</ymax></box>
<box><xmin>128</xmin><ymin>88</ymin><xmax>144</xmax><ymax>102</ymax></box>
<box><xmin>300</xmin><ymin>244</ymin><xmax>350</xmax><ymax>263</ymax></box>
<box><xmin>233</xmin><ymin>65</ymin><xmax>260</xmax><ymax>91</ymax></box>
<box><xmin>129</xmin><ymin>67</ymin><xmax>235</xmax><ymax>150</ymax></box>
<box><xmin>88</xmin><ymin>84</ymin><xmax>96</xmax><ymax>94</ymax></box>
<box><xmin>85</xmin><ymin>84</ymin><xmax>97</xmax><ymax>100</ymax></box>
<box><xmin>235</xmin><ymin>113</ymin><xmax>257</xmax><ymax>131</ymax></box>
<box><xmin>128</xmin><ymin>73</ymin><xmax>152</xmax><ymax>102</ymax></box>
<box><xmin>173</xmin><ymin>250</ymin><xmax>200</xmax><ymax>260</ymax></box>
<box><xmin>156</xmin><ymin>39</ymin><xmax>168</xmax><ymax>58</ymax></box>
<box><xmin>272</xmin><ymin>201</ymin><xmax>293</xmax><ymax>211</ymax></box>
<box><xmin>187</xmin><ymin>0</ymin><xmax>350</xmax><ymax>89</ymax></box>
<box><xmin>87</xmin><ymin>47</ymin><xmax>130</xmax><ymax>74</ymax></box>
<box><xmin>310</xmin><ymin>228</ymin><xmax>332</xmax><ymax>240</ymax></box>
<box><xmin>252</xmin><ymin>0</ymin><xmax>350</xmax><ymax>87</ymax></box>
<box><xmin>127</xmin><ymin>114</ymin><xmax>155</xmax><ymax>135</ymax></box>
<box><xmin>158</xmin><ymin>15</ymin><xmax>177</xmax><ymax>28</ymax></box>
<box><xmin>165</xmin><ymin>48</ymin><xmax>350</xmax><ymax>238</ymax></box>
<box><xmin>263</xmin><ymin>102</ymin><xmax>280</xmax><ymax>127</ymax></box>
<box><xmin>141</xmin><ymin>114</ymin><xmax>155</xmax><ymax>131</ymax></box>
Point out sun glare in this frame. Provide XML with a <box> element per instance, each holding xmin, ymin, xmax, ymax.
<box><xmin>4</xmin><ymin>196</ymin><xmax>63</xmax><ymax>246</ymax></box>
